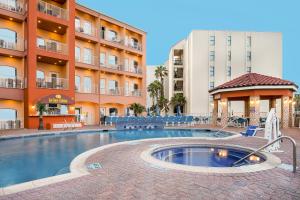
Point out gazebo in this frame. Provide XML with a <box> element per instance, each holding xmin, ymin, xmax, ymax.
<box><xmin>209</xmin><ymin>73</ymin><xmax>298</xmax><ymax>128</ymax></box>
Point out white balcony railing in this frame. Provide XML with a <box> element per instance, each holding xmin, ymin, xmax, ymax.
<box><xmin>124</xmin><ymin>89</ymin><xmax>142</xmax><ymax>97</ymax></box>
<box><xmin>0</xmin><ymin>0</ymin><xmax>26</xmax><ymax>14</ymax></box>
<box><xmin>36</xmin><ymin>77</ymin><xmax>68</xmax><ymax>89</ymax></box>
<box><xmin>75</xmin><ymin>84</ymin><xmax>98</xmax><ymax>94</ymax></box>
<box><xmin>0</xmin><ymin>77</ymin><xmax>24</xmax><ymax>89</ymax></box>
<box><xmin>0</xmin><ymin>36</ymin><xmax>25</xmax><ymax>51</ymax></box>
<box><xmin>100</xmin><ymin>87</ymin><xmax>123</xmax><ymax>96</ymax></box>
<box><xmin>37</xmin><ymin>0</ymin><xmax>68</xmax><ymax>20</ymax></box>
<box><xmin>37</xmin><ymin>38</ymin><xmax>67</xmax><ymax>54</ymax></box>
<box><xmin>75</xmin><ymin>54</ymin><xmax>96</xmax><ymax>65</ymax></box>
<box><xmin>124</xmin><ymin>66</ymin><xmax>142</xmax><ymax>74</ymax></box>
<box><xmin>125</xmin><ymin>41</ymin><xmax>142</xmax><ymax>51</ymax></box>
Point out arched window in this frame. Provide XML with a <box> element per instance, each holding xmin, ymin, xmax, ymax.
<box><xmin>0</xmin><ymin>66</ymin><xmax>16</xmax><ymax>78</ymax></box>
<box><xmin>0</xmin><ymin>28</ymin><xmax>17</xmax><ymax>43</ymax></box>
<box><xmin>0</xmin><ymin>108</ymin><xmax>17</xmax><ymax>121</ymax></box>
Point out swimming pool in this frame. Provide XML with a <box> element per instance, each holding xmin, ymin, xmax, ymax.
<box><xmin>152</xmin><ymin>145</ymin><xmax>265</xmax><ymax>167</ymax></box>
<box><xmin>0</xmin><ymin>129</ymin><xmax>233</xmax><ymax>187</ymax></box>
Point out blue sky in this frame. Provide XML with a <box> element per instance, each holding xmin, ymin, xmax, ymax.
<box><xmin>78</xmin><ymin>0</ymin><xmax>300</xmax><ymax>88</ymax></box>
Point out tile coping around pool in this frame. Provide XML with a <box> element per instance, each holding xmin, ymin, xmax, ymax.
<box><xmin>0</xmin><ymin>130</ymin><xmax>242</xmax><ymax>196</ymax></box>
<box><xmin>140</xmin><ymin>143</ymin><xmax>281</xmax><ymax>174</ymax></box>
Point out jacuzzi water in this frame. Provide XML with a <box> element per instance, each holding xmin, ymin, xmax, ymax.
<box><xmin>152</xmin><ymin>146</ymin><xmax>265</xmax><ymax>167</ymax></box>
<box><xmin>0</xmin><ymin>129</ymin><xmax>233</xmax><ymax>187</ymax></box>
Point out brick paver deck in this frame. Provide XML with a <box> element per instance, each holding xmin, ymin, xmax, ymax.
<box><xmin>0</xmin><ymin>127</ymin><xmax>300</xmax><ymax>200</ymax></box>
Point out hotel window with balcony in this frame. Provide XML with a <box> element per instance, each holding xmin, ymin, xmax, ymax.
<box><xmin>0</xmin><ymin>28</ymin><xmax>17</xmax><ymax>50</ymax></box>
<box><xmin>100</xmin><ymin>79</ymin><xmax>105</xmax><ymax>94</ymax></box>
<box><xmin>100</xmin><ymin>52</ymin><xmax>106</xmax><ymax>66</ymax></box>
<box><xmin>246</xmin><ymin>36</ymin><xmax>251</xmax><ymax>47</ymax></box>
<box><xmin>228</xmin><ymin>51</ymin><xmax>231</xmax><ymax>61</ymax></box>
<box><xmin>37</xmin><ymin>0</ymin><xmax>67</xmax><ymax>20</ymax></box>
<box><xmin>83</xmin><ymin>48</ymin><xmax>92</xmax><ymax>64</ymax></box>
<box><xmin>174</xmin><ymin>80</ymin><xmax>183</xmax><ymax>92</ymax></box>
<box><xmin>36</xmin><ymin>70</ymin><xmax>44</xmax><ymax>87</ymax></box>
<box><xmin>108</xmin><ymin>55</ymin><xmax>118</xmax><ymax>69</ymax></box>
<box><xmin>174</xmin><ymin>68</ymin><xmax>183</xmax><ymax>79</ymax></box>
<box><xmin>108</xmin><ymin>80</ymin><xmax>119</xmax><ymax>95</ymax></box>
<box><xmin>209</xmin><ymin>36</ymin><xmax>215</xmax><ymax>46</ymax></box>
<box><xmin>83</xmin><ymin>76</ymin><xmax>92</xmax><ymax>93</ymax></box>
<box><xmin>108</xmin><ymin>30</ymin><xmax>118</xmax><ymax>42</ymax></box>
<box><xmin>227</xmin><ymin>66</ymin><xmax>232</xmax><ymax>77</ymax></box>
<box><xmin>0</xmin><ymin>108</ymin><xmax>20</xmax><ymax>129</ymax></box>
<box><xmin>209</xmin><ymin>51</ymin><xmax>215</xmax><ymax>61</ymax></box>
<box><xmin>0</xmin><ymin>65</ymin><xmax>22</xmax><ymax>88</ymax></box>
<box><xmin>0</xmin><ymin>0</ymin><xmax>24</xmax><ymax>13</ymax></box>
<box><xmin>209</xmin><ymin>66</ymin><xmax>215</xmax><ymax>77</ymax></box>
<box><xmin>247</xmin><ymin>51</ymin><xmax>251</xmax><ymax>62</ymax></box>
<box><xmin>75</xmin><ymin>46</ymin><xmax>80</xmax><ymax>62</ymax></box>
<box><xmin>75</xmin><ymin>75</ymin><xmax>80</xmax><ymax>92</ymax></box>
<box><xmin>227</xmin><ymin>36</ymin><xmax>232</xmax><ymax>46</ymax></box>
<box><xmin>173</xmin><ymin>49</ymin><xmax>183</xmax><ymax>65</ymax></box>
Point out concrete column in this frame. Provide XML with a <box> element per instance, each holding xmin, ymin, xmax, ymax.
<box><xmin>281</xmin><ymin>96</ymin><xmax>289</xmax><ymax>128</ymax></box>
<box><xmin>244</xmin><ymin>98</ymin><xmax>250</xmax><ymax>118</ymax></box>
<box><xmin>220</xmin><ymin>98</ymin><xmax>228</xmax><ymax>127</ymax></box>
<box><xmin>249</xmin><ymin>96</ymin><xmax>260</xmax><ymax>126</ymax></box>
<box><xmin>289</xmin><ymin>97</ymin><xmax>294</xmax><ymax>127</ymax></box>
<box><xmin>212</xmin><ymin>99</ymin><xmax>218</xmax><ymax>126</ymax></box>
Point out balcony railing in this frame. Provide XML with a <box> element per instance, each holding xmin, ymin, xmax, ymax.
<box><xmin>100</xmin><ymin>87</ymin><xmax>123</xmax><ymax>96</ymax></box>
<box><xmin>36</xmin><ymin>77</ymin><xmax>68</xmax><ymax>89</ymax></box>
<box><xmin>125</xmin><ymin>89</ymin><xmax>142</xmax><ymax>97</ymax></box>
<box><xmin>174</xmin><ymin>59</ymin><xmax>183</xmax><ymax>65</ymax></box>
<box><xmin>100</xmin><ymin>61</ymin><xmax>142</xmax><ymax>75</ymax></box>
<box><xmin>37</xmin><ymin>0</ymin><xmax>68</xmax><ymax>20</ymax></box>
<box><xmin>75</xmin><ymin>85</ymin><xmax>98</xmax><ymax>94</ymax></box>
<box><xmin>100</xmin><ymin>62</ymin><xmax>123</xmax><ymax>71</ymax></box>
<box><xmin>75</xmin><ymin>23</ymin><xmax>96</xmax><ymax>37</ymax></box>
<box><xmin>37</xmin><ymin>38</ymin><xmax>67</xmax><ymax>54</ymax></box>
<box><xmin>0</xmin><ymin>77</ymin><xmax>24</xmax><ymax>89</ymax></box>
<box><xmin>100</xmin><ymin>31</ymin><xmax>123</xmax><ymax>45</ymax></box>
<box><xmin>125</xmin><ymin>42</ymin><xmax>142</xmax><ymax>51</ymax></box>
<box><xmin>0</xmin><ymin>36</ymin><xmax>25</xmax><ymax>51</ymax></box>
<box><xmin>124</xmin><ymin>66</ymin><xmax>142</xmax><ymax>74</ymax></box>
<box><xmin>75</xmin><ymin>54</ymin><xmax>96</xmax><ymax>65</ymax></box>
<box><xmin>0</xmin><ymin>120</ymin><xmax>21</xmax><ymax>130</ymax></box>
<box><xmin>0</xmin><ymin>0</ymin><xmax>26</xmax><ymax>14</ymax></box>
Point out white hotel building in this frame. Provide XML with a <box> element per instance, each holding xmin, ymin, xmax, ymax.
<box><xmin>164</xmin><ymin>30</ymin><xmax>282</xmax><ymax>115</ymax></box>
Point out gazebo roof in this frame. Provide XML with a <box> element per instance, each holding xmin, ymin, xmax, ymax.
<box><xmin>209</xmin><ymin>73</ymin><xmax>298</xmax><ymax>93</ymax></box>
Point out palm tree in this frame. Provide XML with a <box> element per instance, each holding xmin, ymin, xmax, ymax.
<box><xmin>129</xmin><ymin>103</ymin><xmax>146</xmax><ymax>116</ymax></box>
<box><xmin>155</xmin><ymin>65</ymin><xmax>168</xmax><ymax>98</ymax></box>
<box><xmin>36</xmin><ymin>102</ymin><xmax>46</xmax><ymax>130</ymax></box>
<box><xmin>147</xmin><ymin>80</ymin><xmax>162</xmax><ymax>106</ymax></box>
<box><xmin>158</xmin><ymin>96</ymin><xmax>169</xmax><ymax>113</ymax></box>
<box><xmin>171</xmin><ymin>93</ymin><xmax>186</xmax><ymax>114</ymax></box>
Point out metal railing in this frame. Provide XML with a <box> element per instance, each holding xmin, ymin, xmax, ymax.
<box><xmin>232</xmin><ymin>136</ymin><xmax>297</xmax><ymax>173</ymax></box>
<box><xmin>75</xmin><ymin>22</ymin><xmax>96</xmax><ymax>36</ymax></box>
<box><xmin>0</xmin><ymin>77</ymin><xmax>24</xmax><ymax>88</ymax></box>
<box><xmin>100</xmin><ymin>63</ymin><xmax>123</xmax><ymax>71</ymax></box>
<box><xmin>36</xmin><ymin>77</ymin><xmax>68</xmax><ymax>89</ymax></box>
<box><xmin>75</xmin><ymin>54</ymin><xmax>96</xmax><ymax>65</ymax></box>
<box><xmin>125</xmin><ymin>89</ymin><xmax>142</xmax><ymax>97</ymax></box>
<box><xmin>37</xmin><ymin>0</ymin><xmax>68</xmax><ymax>20</ymax></box>
<box><xmin>125</xmin><ymin>41</ymin><xmax>142</xmax><ymax>51</ymax></box>
<box><xmin>100</xmin><ymin>87</ymin><xmax>122</xmax><ymax>96</ymax></box>
<box><xmin>0</xmin><ymin>36</ymin><xmax>25</xmax><ymax>51</ymax></box>
<box><xmin>0</xmin><ymin>0</ymin><xmax>26</xmax><ymax>14</ymax></box>
<box><xmin>37</xmin><ymin>38</ymin><xmax>67</xmax><ymax>54</ymax></box>
<box><xmin>75</xmin><ymin>85</ymin><xmax>98</xmax><ymax>94</ymax></box>
<box><xmin>0</xmin><ymin>120</ymin><xmax>21</xmax><ymax>130</ymax></box>
<box><xmin>124</xmin><ymin>66</ymin><xmax>142</xmax><ymax>74</ymax></box>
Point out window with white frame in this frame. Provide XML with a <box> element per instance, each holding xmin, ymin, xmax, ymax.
<box><xmin>75</xmin><ymin>75</ymin><xmax>80</xmax><ymax>91</ymax></box>
<box><xmin>83</xmin><ymin>21</ymin><xmax>92</xmax><ymax>35</ymax></box>
<box><xmin>209</xmin><ymin>36</ymin><xmax>215</xmax><ymax>46</ymax></box>
<box><xmin>83</xmin><ymin>48</ymin><xmax>92</xmax><ymax>64</ymax></box>
<box><xmin>84</xmin><ymin>76</ymin><xmax>92</xmax><ymax>93</ymax></box>
<box><xmin>75</xmin><ymin>17</ymin><xmax>80</xmax><ymax>30</ymax></box>
<box><xmin>209</xmin><ymin>66</ymin><xmax>215</xmax><ymax>77</ymax></box>
<box><xmin>108</xmin><ymin>30</ymin><xmax>117</xmax><ymax>41</ymax></box>
<box><xmin>0</xmin><ymin>108</ymin><xmax>17</xmax><ymax>121</ymax></box>
<box><xmin>209</xmin><ymin>51</ymin><xmax>215</xmax><ymax>61</ymax></box>
<box><xmin>37</xmin><ymin>37</ymin><xmax>45</xmax><ymax>48</ymax></box>
<box><xmin>0</xmin><ymin>66</ymin><xmax>16</xmax><ymax>78</ymax></box>
<box><xmin>75</xmin><ymin>46</ymin><xmax>80</xmax><ymax>61</ymax></box>
<box><xmin>100</xmin><ymin>79</ymin><xmax>105</xmax><ymax>94</ymax></box>
<box><xmin>100</xmin><ymin>52</ymin><xmax>106</xmax><ymax>66</ymax></box>
<box><xmin>108</xmin><ymin>55</ymin><xmax>118</xmax><ymax>66</ymax></box>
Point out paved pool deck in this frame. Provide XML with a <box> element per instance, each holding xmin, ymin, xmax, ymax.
<box><xmin>0</xmin><ymin>127</ymin><xmax>299</xmax><ymax>200</ymax></box>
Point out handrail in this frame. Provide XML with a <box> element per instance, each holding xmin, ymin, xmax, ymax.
<box><xmin>232</xmin><ymin>136</ymin><xmax>297</xmax><ymax>173</ymax></box>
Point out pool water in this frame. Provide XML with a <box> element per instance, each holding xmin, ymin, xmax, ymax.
<box><xmin>0</xmin><ymin>129</ymin><xmax>232</xmax><ymax>187</ymax></box>
<box><xmin>152</xmin><ymin>146</ymin><xmax>265</xmax><ymax>167</ymax></box>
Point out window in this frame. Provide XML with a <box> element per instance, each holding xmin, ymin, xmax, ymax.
<box><xmin>247</xmin><ymin>36</ymin><xmax>251</xmax><ymax>47</ymax></box>
<box><xmin>0</xmin><ymin>66</ymin><xmax>16</xmax><ymax>78</ymax></box>
<box><xmin>108</xmin><ymin>30</ymin><xmax>117</xmax><ymax>41</ymax></box>
<box><xmin>0</xmin><ymin>108</ymin><xmax>17</xmax><ymax>121</ymax></box>
<box><xmin>130</xmin><ymin>37</ymin><xmax>139</xmax><ymax>48</ymax></box>
<box><xmin>209</xmin><ymin>51</ymin><xmax>215</xmax><ymax>61</ymax></box>
<box><xmin>36</xmin><ymin>70</ymin><xmax>44</xmax><ymax>79</ymax></box>
<box><xmin>75</xmin><ymin>17</ymin><xmax>80</xmax><ymax>29</ymax></box>
<box><xmin>83</xmin><ymin>21</ymin><xmax>92</xmax><ymax>35</ymax></box>
<box><xmin>100</xmin><ymin>79</ymin><xmax>105</xmax><ymax>94</ymax></box>
<box><xmin>108</xmin><ymin>80</ymin><xmax>118</xmax><ymax>90</ymax></box>
<box><xmin>227</xmin><ymin>36</ymin><xmax>232</xmax><ymax>46</ymax></box>
<box><xmin>0</xmin><ymin>28</ymin><xmax>17</xmax><ymax>43</ymax></box>
<box><xmin>247</xmin><ymin>51</ymin><xmax>251</xmax><ymax>62</ymax></box>
<box><xmin>227</xmin><ymin>66</ymin><xmax>231</xmax><ymax>77</ymax></box>
<box><xmin>100</xmin><ymin>52</ymin><xmax>106</xmax><ymax>66</ymax></box>
<box><xmin>209</xmin><ymin>66</ymin><xmax>215</xmax><ymax>77</ymax></box>
<box><xmin>209</xmin><ymin>36</ymin><xmax>215</xmax><ymax>46</ymax></box>
<box><xmin>228</xmin><ymin>51</ymin><xmax>231</xmax><ymax>61</ymax></box>
<box><xmin>37</xmin><ymin>37</ymin><xmax>45</xmax><ymax>48</ymax></box>
<box><xmin>83</xmin><ymin>48</ymin><xmax>92</xmax><ymax>64</ymax></box>
<box><xmin>247</xmin><ymin>66</ymin><xmax>252</xmax><ymax>73</ymax></box>
<box><xmin>75</xmin><ymin>75</ymin><xmax>80</xmax><ymax>91</ymax></box>
<box><xmin>84</xmin><ymin>77</ymin><xmax>92</xmax><ymax>93</ymax></box>
<box><xmin>75</xmin><ymin>46</ymin><xmax>80</xmax><ymax>61</ymax></box>
<box><xmin>209</xmin><ymin>81</ymin><xmax>214</xmax><ymax>89</ymax></box>
<box><xmin>108</xmin><ymin>55</ymin><xmax>118</xmax><ymax>66</ymax></box>
<box><xmin>60</xmin><ymin>105</ymin><xmax>68</xmax><ymax>115</ymax></box>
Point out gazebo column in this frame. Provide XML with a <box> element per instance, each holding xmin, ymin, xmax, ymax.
<box><xmin>249</xmin><ymin>96</ymin><xmax>260</xmax><ymax>126</ymax></box>
<box><xmin>220</xmin><ymin>98</ymin><xmax>228</xmax><ymax>126</ymax></box>
<box><xmin>244</xmin><ymin>98</ymin><xmax>250</xmax><ymax>118</ymax></box>
<box><xmin>212</xmin><ymin>99</ymin><xmax>218</xmax><ymax>126</ymax></box>
<box><xmin>281</xmin><ymin>96</ymin><xmax>290</xmax><ymax>128</ymax></box>
<box><xmin>289</xmin><ymin>98</ymin><xmax>294</xmax><ymax>127</ymax></box>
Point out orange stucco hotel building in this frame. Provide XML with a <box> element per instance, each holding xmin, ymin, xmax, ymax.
<box><xmin>0</xmin><ymin>0</ymin><xmax>146</xmax><ymax>129</ymax></box>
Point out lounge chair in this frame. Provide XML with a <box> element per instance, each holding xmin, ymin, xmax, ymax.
<box><xmin>240</xmin><ymin>125</ymin><xmax>259</xmax><ymax>137</ymax></box>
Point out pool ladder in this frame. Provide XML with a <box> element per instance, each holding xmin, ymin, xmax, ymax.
<box><xmin>232</xmin><ymin>136</ymin><xmax>297</xmax><ymax>173</ymax></box>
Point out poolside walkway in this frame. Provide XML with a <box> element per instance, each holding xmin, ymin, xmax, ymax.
<box><xmin>0</xmin><ymin>127</ymin><xmax>300</xmax><ymax>200</ymax></box>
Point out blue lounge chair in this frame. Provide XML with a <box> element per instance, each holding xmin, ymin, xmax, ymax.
<box><xmin>240</xmin><ymin>125</ymin><xmax>258</xmax><ymax>137</ymax></box>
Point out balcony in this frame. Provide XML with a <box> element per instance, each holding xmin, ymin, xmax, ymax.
<box><xmin>75</xmin><ymin>84</ymin><xmax>98</xmax><ymax>94</ymax></box>
<box><xmin>75</xmin><ymin>23</ymin><xmax>96</xmax><ymax>37</ymax></box>
<box><xmin>0</xmin><ymin>36</ymin><xmax>25</xmax><ymax>51</ymax></box>
<box><xmin>100</xmin><ymin>87</ymin><xmax>123</xmax><ymax>96</ymax></box>
<box><xmin>0</xmin><ymin>0</ymin><xmax>26</xmax><ymax>14</ymax></box>
<box><xmin>174</xmin><ymin>68</ymin><xmax>183</xmax><ymax>79</ymax></box>
<box><xmin>76</xmin><ymin>54</ymin><xmax>96</xmax><ymax>66</ymax></box>
<box><xmin>174</xmin><ymin>59</ymin><xmax>183</xmax><ymax>65</ymax></box>
<box><xmin>100</xmin><ymin>62</ymin><xmax>123</xmax><ymax>71</ymax></box>
<box><xmin>124</xmin><ymin>66</ymin><xmax>142</xmax><ymax>75</ymax></box>
<box><xmin>100</xmin><ymin>31</ymin><xmax>123</xmax><ymax>45</ymax></box>
<box><xmin>37</xmin><ymin>0</ymin><xmax>68</xmax><ymax>20</ymax></box>
<box><xmin>0</xmin><ymin>77</ymin><xmax>24</xmax><ymax>89</ymax></box>
<box><xmin>125</xmin><ymin>41</ymin><xmax>142</xmax><ymax>51</ymax></box>
<box><xmin>36</xmin><ymin>77</ymin><xmax>68</xmax><ymax>90</ymax></box>
<box><xmin>174</xmin><ymin>80</ymin><xmax>183</xmax><ymax>92</ymax></box>
<box><xmin>125</xmin><ymin>89</ymin><xmax>142</xmax><ymax>97</ymax></box>
<box><xmin>0</xmin><ymin>120</ymin><xmax>21</xmax><ymax>130</ymax></box>
<box><xmin>37</xmin><ymin>38</ymin><xmax>67</xmax><ymax>55</ymax></box>
<box><xmin>100</xmin><ymin>61</ymin><xmax>142</xmax><ymax>75</ymax></box>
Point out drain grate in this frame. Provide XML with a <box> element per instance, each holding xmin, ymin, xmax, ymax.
<box><xmin>87</xmin><ymin>162</ymin><xmax>102</xmax><ymax>170</ymax></box>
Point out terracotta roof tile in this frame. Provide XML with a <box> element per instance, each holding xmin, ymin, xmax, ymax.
<box><xmin>209</xmin><ymin>73</ymin><xmax>298</xmax><ymax>92</ymax></box>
